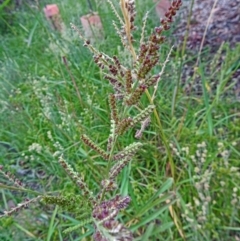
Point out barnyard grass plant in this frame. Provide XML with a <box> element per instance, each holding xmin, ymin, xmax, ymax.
<box><xmin>0</xmin><ymin>0</ymin><xmax>183</xmax><ymax>240</ymax></box>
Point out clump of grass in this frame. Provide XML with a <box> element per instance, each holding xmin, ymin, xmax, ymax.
<box><xmin>0</xmin><ymin>0</ymin><xmax>182</xmax><ymax>240</ymax></box>
<box><xmin>170</xmin><ymin>140</ymin><xmax>240</xmax><ymax>240</ymax></box>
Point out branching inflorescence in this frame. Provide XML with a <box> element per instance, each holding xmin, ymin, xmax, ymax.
<box><xmin>0</xmin><ymin>1</ymin><xmax>182</xmax><ymax>240</ymax></box>
<box><xmin>69</xmin><ymin>0</ymin><xmax>181</xmax><ymax>239</ymax></box>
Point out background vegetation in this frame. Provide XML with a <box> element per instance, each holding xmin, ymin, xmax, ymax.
<box><xmin>0</xmin><ymin>0</ymin><xmax>239</xmax><ymax>240</ymax></box>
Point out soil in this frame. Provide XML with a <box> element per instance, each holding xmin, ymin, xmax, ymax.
<box><xmin>171</xmin><ymin>0</ymin><xmax>240</xmax><ymax>99</ymax></box>
<box><xmin>174</xmin><ymin>0</ymin><xmax>240</xmax><ymax>50</ymax></box>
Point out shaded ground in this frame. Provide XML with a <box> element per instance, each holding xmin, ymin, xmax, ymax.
<box><xmin>171</xmin><ymin>0</ymin><xmax>240</xmax><ymax>99</ymax></box>
<box><xmin>175</xmin><ymin>0</ymin><xmax>240</xmax><ymax>50</ymax></box>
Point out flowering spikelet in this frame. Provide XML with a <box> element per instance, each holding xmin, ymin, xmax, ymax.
<box><xmin>145</xmin><ymin>74</ymin><xmax>161</xmax><ymax>88</ymax></box>
<box><xmin>108</xmin><ymin>64</ymin><xmax>118</xmax><ymax>76</ymax></box>
<box><xmin>42</xmin><ymin>195</ymin><xmax>88</xmax><ymax>210</ymax></box>
<box><xmin>137</xmin><ymin>51</ymin><xmax>159</xmax><ymax>79</ymax></box>
<box><xmin>42</xmin><ymin>195</ymin><xmax>92</xmax><ymax>215</ymax></box>
<box><xmin>59</xmin><ymin>156</ymin><xmax>95</xmax><ymax>203</ymax></box>
<box><xmin>107</xmin><ymin>136</ymin><xmax>113</xmax><ymax>153</ymax></box>
<box><xmin>93</xmin><ymin>222</ymin><xmax>133</xmax><ymax>241</ymax></box>
<box><xmin>107</xmin><ymin>119</ymin><xmax>116</xmax><ymax>152</ymax></box>
<box><xmin>140</xmin><ymin>11</ymin><xmax>149</xmax><ymax>45</ymax></box>
<box><xmin>0</xmin><ymin>196</ymin><xmax>41</xmax><ymax>218</ymax></box>
<box><xmin>136</xmin><ymin>0</ymin><xmax>182</xmax><ymax>79</ymax></box>
<box><xmin>71</xmin><ymin>23</ymin><xmax>115</xmax><ymax>69</ymax></box>
<box><xmin>109</xmin><ymin>94</ymin><xmax>119</xmax><ymax>124</ymax></box>
<box><xmin>81</xmin><ymin>134</ymin><xmax>110</xmax><ymax>160</ymax></box>
<box><xmin>101</xmin><ymin>179</ymin><xmax>118</xmax><ymax>191</ymax></box>
<box><xmin>113</xmin><ymin>55</ymin><xmax>125</xmax><ymax>77</ymax></box>
<box><xmin>109</xmin><ymin>155</ymin><xmax>133</xmax><ymax>180</ymax></box>
<box><xmin>115</xmin><ymin>117</ymin><xmax>133</xmax><ymax>135</ymax></box>
<box><xmin>125</xmin><ymin>84</ymin><xmax>147</xmax><ymax>106</ymax></box>
<box><xmin>161</xmin><ymin>0</ymin><xmax>182</xmax><ymax>30</ymax></box>
<box><xmin>113</xmin><ymin>142</ymin><xmax>143</xmax><ymax>161</ymax></box>
<box><xmin>43</xmin><ymin>195</ymin><xmax>72</xmax><ymax>206</ymax></box>
<box><xmin>93</xmin><ymin>54</ymin><xmax>106</xmax><ymax>69</ymax></box>
<box><xmin>0</xmin><ymin>166</ymin><xmax>23</xmax><ymax>188</ymax></box>
<box><xmin>120</xmin><ymin>0</ymin><xmax>137</xmax><ymax>44</ymax></box>
<box><xmin>124</xmin><ymin>0</ymin><xmax>137</xmax><ymax>32</ymax></box>
<box><xmin>137</xmin><ymin>31</ymin><xmax>165</xmax><ymax>79</ymax></box>
<box><xmin>131</xmin><ymin>105</ymin><xmax>155</xmax><ymax>126</ymax></box>
<box><xmin>135</xmin><ymin>117</ymin><xmax>150</xmax><ymax>139</ymax></box>
<box><xmin>93</xmin><ymin>195</ymin><xmax>133</xmax><ymax>241</ymax></box>
<box><xmin>106</xmin><ymin>0</ymin><xmax>124</xmax><ymax>27</ymax></box>
<box><xmin>137</xmin><ymin>42</ymin><xmax>150</xmax><ymax>64</ymax></box>
<box><xmin>107</xmin><ymin>119</ymin><xmax>116</xmax><ymax>153</ymax></box>
<box><xmin>105</xmin><ymin>75</ymin><xmax>124</xmax><ymax>95</ymax></box>
<box><xmin>112</xmin><ymin>21</ymin><xmax>128</xmax><ymax>49</ymax></box>
<box><xmin>125</xmin><ymin>69</ymin><xmax>133</xmax><ymax>94</ymax></box>
<box><xmin>93</xmin><ymin>53</ymin><xmax>121</xmax><ymax>75</ymax></box>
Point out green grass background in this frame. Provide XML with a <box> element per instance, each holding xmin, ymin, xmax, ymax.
<box><xmin>0</xmin><ymin>0</ymin><xmax>239</xmax><ymax>240</ymax></box>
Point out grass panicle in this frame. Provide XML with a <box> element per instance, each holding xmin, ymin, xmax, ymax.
<box><xmin>0</xmin><ymin>196</ymin><xmax>41</xmax><ymax>218</ymax></box>
<box><xmin>0</xmin><ymin>1</ymin><xmax>183</xmax><ymax>240</ymax></box>
<box><xmin>2</xmin><ymin>0</ymin><xmax>239</xmax><ymax>240</ymax></box>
